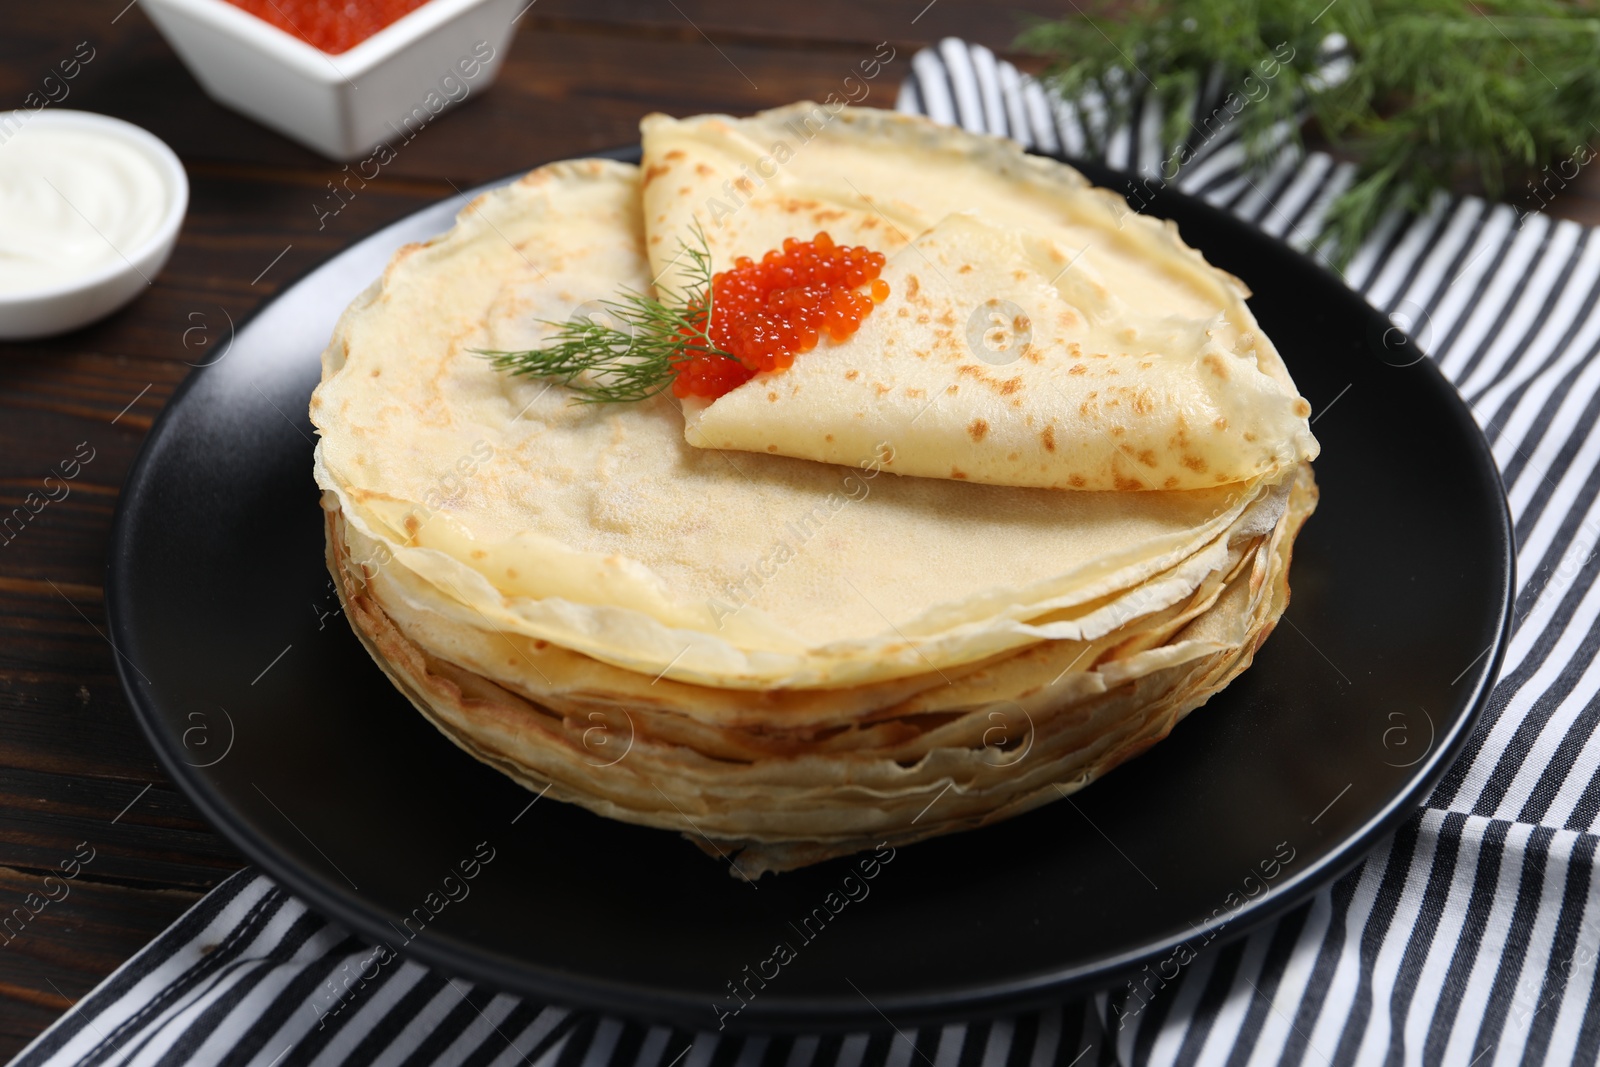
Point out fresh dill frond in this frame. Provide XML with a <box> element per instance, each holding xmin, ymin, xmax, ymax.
<box><xmin>1017</xmin><ymin>0</ymin><xmax>1600</xmax><ymax>265</ymax></box>
<box><xmin>478</xmin><ymin>222</ymin><xmax>740</xmax><ymax>403</ymax></box>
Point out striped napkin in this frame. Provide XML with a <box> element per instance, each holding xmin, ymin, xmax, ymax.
<box><xmin>21</xmin><ymin>37</ymin><xmax>1600</xmax><ymax>1067</ymax></box>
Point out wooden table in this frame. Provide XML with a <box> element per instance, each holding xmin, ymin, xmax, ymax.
<box><xmin>3</xmin><ymin>2</ymin><xmax>1599</xmax><ymax>1054</ymax></box>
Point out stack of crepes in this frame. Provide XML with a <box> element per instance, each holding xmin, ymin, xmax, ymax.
<box><xmin>311</xmin><ymin>103</ymin><xmax>1320</xmax><ymax>878</ymax></box>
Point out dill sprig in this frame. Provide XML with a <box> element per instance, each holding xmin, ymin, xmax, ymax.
<box><xmin>478</xmin><ymin>223</ymin><xmax>739</xmax><ymax>403</ymax></box>
<box><xmin>1017</xmin><ymin>0</ymin><xmax>1600</xmax><ymax>265</ymax></box>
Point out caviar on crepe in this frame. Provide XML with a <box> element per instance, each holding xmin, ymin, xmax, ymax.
<box><xmin>672</xmin><ymin>232</ymin><xmax>890</xmax><ymax>399</ymax></box>
<box><xmin>482</xmin><ymin>228</ymin><xmax>891</xmax><ymax>405</ymax></box>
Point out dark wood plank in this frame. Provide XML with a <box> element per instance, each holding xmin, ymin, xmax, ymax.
<box><xmin>0</xmin><ymin>868</ymin><xmax>203</xmax><ymax>1055</ymax></box>
<box><xmin>0</xmin><ymin>771</ymin><xmax>240</xmax><ymax>890</ymax></box>
<box><xmin>0</xmin><ymin>583</ymin><xmax>167</xmax><ymax>783</ymax></box>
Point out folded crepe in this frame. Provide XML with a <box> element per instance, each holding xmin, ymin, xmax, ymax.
<box><xmin>639</xmin><ymin>104</ymin><xmax>1319</xmax><ymax>491</ymax></box>
<box><xmin>310</xmin><ymin>141</ymin><xmax>1318</xmax><ymax>877</ymax></box>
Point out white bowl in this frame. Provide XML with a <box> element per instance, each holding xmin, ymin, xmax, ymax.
<box><xmin>0</xmin><ymin>110</ymin><xmax>188</xmax><ymax>342</ymax></box>
<box><xmin>141</xmin><ymin>0</ymin><xmax>522</xmax><ymax>160</ymax></box>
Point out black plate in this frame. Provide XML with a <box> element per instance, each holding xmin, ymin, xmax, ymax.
<box><xmin>107</xmin><ymin>147</ymin><xmax>1512</xmax><ymax>1031</ymax></box>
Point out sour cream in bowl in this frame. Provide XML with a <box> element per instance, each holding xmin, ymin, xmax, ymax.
<box><xmin>0</xmin><ymin>110</ymin><xmax>188</xmax><ymax>341</ymax></box>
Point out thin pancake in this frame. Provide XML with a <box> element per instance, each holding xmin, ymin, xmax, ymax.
<box><xmin>324</xmin><ymin>462</ymin><xmax>1315</xmax><ymax>877</ymax></box>
<box><xmin>639</xmin><ymin>104</ymin><xmax>1318</xmax><ymax>491</ymax></box>
<box><xmin>311</xmin><ymin>158</ymin><xmax>1292</xmax><ymax>688</ymax></box>
<box><xmin>310</xmin><ymin>150</ymin><xmax>1319</xmax><ymax>878</ymax></box>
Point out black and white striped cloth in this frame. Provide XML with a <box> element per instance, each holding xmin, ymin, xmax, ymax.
<box><xmin>21</xmin><ymin>37</ymin><xmax>1600</xmax><ymax>1067</ymax></box>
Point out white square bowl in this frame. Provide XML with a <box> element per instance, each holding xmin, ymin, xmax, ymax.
<box><xmin>141</xmin><ymin>0</ymin><xmax>522</xmax><ymax>160</ymax></box>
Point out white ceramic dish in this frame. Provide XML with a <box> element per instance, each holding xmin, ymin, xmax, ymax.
<box><xmin>0</xmin><ymin>110</ymin><xmax>188</xmax><ymax>342</ymax></box>
<box><xmin>141</xmin><ymin>0</ymin><xmax>521</xmax><ymax>160</ymax></box>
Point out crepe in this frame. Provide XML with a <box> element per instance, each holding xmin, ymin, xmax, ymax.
<box><xmin>309</xmin><ymin>127</ymin><xmax>1319</xmax><ymax>877</ymax></box>
<box><xmin>639</xmin><ymin>104</ymin><xmax>1320</xmax><ymax>491</ymax></box>
<box><xmin>312</xmin><ymin>159</ymin><xmax>1289</xmax><ymax>689</ymax></box>
<box><xmin>322</xmin><ymin>463</ymin><xmax>1314</xmax><ymax>878</ymax></box>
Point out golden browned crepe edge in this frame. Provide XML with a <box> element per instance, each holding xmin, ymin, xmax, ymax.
<box><xmin>322</xmin><ymin>463</ymin><xmax>1315</xmax><ymax>878</ymax></box>
<box><xmin>718</xmin><ymin>464</ymin><xmax>1316</xmax><ymax>877</ymax></box>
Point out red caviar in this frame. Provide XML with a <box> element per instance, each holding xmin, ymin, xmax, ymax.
<box><xmin>224</xmin><ymin>0</ymin><xmax>429</xmax><ymax>53</ymax></box>
<box><xmin>671</xmin><ymin>232</ymin><xmax>889</xmax><ymax>399</ymax></box>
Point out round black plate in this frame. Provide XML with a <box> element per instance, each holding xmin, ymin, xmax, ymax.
<box><xmin>108</xmin><ymin>147</ymin><xmax>1512</xmax><ymax>1032</ymax></box>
